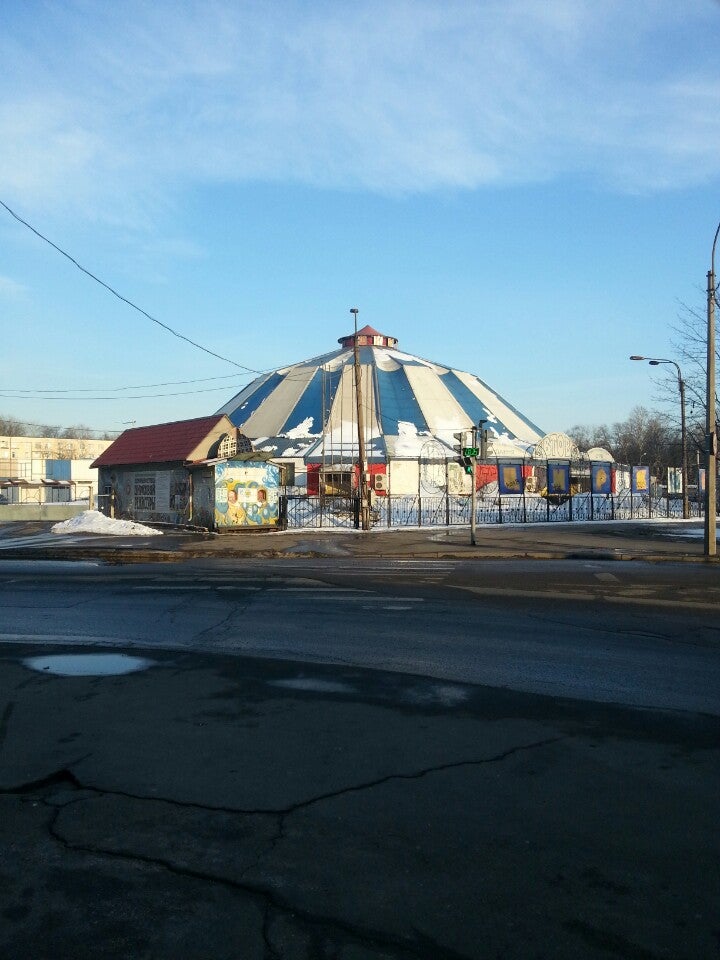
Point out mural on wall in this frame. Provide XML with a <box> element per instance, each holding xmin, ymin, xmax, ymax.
<box><xmin>214</xmin><ymin>461</ymin><xmax>280</xmax><ymax>528</ymax></box>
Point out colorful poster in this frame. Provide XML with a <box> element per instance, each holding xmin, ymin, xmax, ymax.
<box><xmin>214</xmin><ymin>461</ymin><xmax>280</xmax><ymax>528</ymax></box>
<box><xmin>591</xmin><ymin>462</ymin><xmax>612</xmax><ymax>495</ymax></box>
<box><xmin>699</xmin><ymin>468</ymin><xmax>706</xmax><ymax>493</ymax></box>
<box><xmin>498</xmin><ymin>463</ymin><xmax>523</xmax><ymax>494</ymax></box>
<box><xmin>547</xmin><ymin>462</ymin><xmax>570</xmax><ymax>495</ymax></box>
<box><xmin>631</xmin><ymin>465</ymin><xmax>650</xmax><ymax>494</ymax></box>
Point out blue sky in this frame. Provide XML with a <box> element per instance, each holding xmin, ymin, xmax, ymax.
<box><xmin>1</xmin><ymin>0</ymin><xmax>719</xmax><ymax>436</ymax></box>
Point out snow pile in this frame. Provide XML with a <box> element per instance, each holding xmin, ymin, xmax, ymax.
<box><xmin>51</xmin><ymin>510</ymin><xmax>163</xmax><ymax>537</ymax></box>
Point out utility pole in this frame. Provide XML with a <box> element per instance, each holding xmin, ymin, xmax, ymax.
<box><xmin>705</xmin><ymin>225</ymin><xmax>718</xmax><ymax>557</ymax></box>
<box><xmin>470</xmin><ymin>425</ymin><xmax>477</xmax><ymax>546</ymax></box>
<box><xmin>351</xmin><ymin>308</ymin><xmax>370</xmax><ymax>531</ymax></box>
<box><xmin>679</xmin><ymin>372</ymin><xmax>689</xmax><ymax>521</ymax></box>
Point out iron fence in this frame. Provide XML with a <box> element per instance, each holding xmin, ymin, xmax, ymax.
<box><xmin>282</xmin><ymin>488</ymin><xmax>707</xmax><ymax>529</ymax></box>
<box><xmin>285</xmin><ymin>495</ymin><xmax>359</xmax><ymax>529</ymax></box>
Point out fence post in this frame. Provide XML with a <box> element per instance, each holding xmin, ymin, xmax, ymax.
<box><xmin>417</xmin><ymin>457</ymin><xmax>422</xmax><ymax>526</ymax></box>
<box><xmin>445</xmin><ymin>459</ymin><xmax>450</xmax><ymax>527</ymax></box>
<box><xmin>545</xmin><ymin>460</ymin><xmax>550</xmax><ymax>522</ymax></box>
<box><xmin>387</xmin><ymin>465</ymin><xmax>392</xmax><ymax>527</ymax></box>
<box><xmin>496</xmin><ymin>458</ymin><xmax>503</xmax><ymax>524</ymax></box>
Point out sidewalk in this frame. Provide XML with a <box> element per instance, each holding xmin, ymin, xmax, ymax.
<box><xmin>0</xmin><ymin>518</ymin><xmax>714</xmax><ymax>563</ymax></box>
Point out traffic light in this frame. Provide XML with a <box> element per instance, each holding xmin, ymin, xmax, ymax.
<box><xmin>454</xmin><ymin>431</ymin><xmax>476</xmax><ymax>475</ymax></box>
<box><xmin>453</xmin><ymin>431</ymin><xmax>466</xmax><ymax>467</ymax></box>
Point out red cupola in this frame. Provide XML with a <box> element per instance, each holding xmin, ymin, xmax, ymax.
<box><xmin>338</xmin><ymin>324</ymin><xmax>398</xmax><ymax>349</ymax></box>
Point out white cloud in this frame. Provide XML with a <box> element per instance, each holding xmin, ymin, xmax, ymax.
<box><xmin>1</xmin><ymin>0</ymin><xmax>719</xmax><ymax>219</ymax></box>
<box><xmin>0</xmin><ymin>274</ymin><xmax>27</xmax><ymax>298</ymax></box>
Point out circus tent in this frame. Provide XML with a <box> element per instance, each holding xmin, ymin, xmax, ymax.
<box><xmin>217</xmin><ymin>325</ymin><xmax>544</xmax><ymax>493</ymax></box>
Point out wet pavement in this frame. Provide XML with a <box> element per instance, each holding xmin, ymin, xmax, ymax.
<box><xmin>0</xmin><ymin>517</ymin><xmax>717</xmax><ymax>563</ymax></box>
<box><xmin>1</xmin><ymin>519</ymin><xmax>719</xmax><ymax>957</ymax></box>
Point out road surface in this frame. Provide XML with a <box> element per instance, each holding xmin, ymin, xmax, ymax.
<box><xmin>0</xmin><ymin>558</ymin><xmax>718</xmax><ymax>959</ymax></box>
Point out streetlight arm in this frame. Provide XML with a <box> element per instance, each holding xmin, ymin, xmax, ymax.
<box><xmin>630</xmin><ymin>353</ymin><xmax>689</xmax><ymax>519</ymax></box>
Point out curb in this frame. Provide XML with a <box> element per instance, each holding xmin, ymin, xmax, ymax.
<box><xmin>0</xmin><ymin>546</ymin><xmax>712</xmax><ymax>564</ymax></box>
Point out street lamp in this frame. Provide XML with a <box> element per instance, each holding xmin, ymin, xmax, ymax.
<box><xmin>629</xmin><ymin>356</ymin><xmax>688</xmax><ymax>519</ymax></box>
<box><xmin>350</xmin><ymin>307</ymin><xmax>370</xmax><ymax>531</ymax></box>
<box><xmin>706</xmin><ymin>223</ymin><xmax>720</xmax><ymax>558</ymax></box>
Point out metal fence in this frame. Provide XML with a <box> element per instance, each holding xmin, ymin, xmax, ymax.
<box><xmin>283</xmin><ymin>488</ymin><xmax>706</xmax><ymax>529</ymax></box>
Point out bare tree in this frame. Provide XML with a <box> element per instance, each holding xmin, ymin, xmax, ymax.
<box><xmin>668</xmin><ymin>298</ymin><xmax>718</xmax><ymax>436</ymax></box>
<box><xmin>0</xmin><ymin>417</ymin><xmax>28</xmax><ymax>437</ymax></box>
<box><xmin>567</xmin><ymin>406</ymin><xmax>681</xmax><ymax>467</ymax></box>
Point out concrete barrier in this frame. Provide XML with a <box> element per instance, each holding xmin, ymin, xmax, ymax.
<box><xmin>0</xmin><ymin>503</ymin><xmax>88</xmax><ymax>522</ymax></box>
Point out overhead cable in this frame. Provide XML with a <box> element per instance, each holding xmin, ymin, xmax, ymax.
<box><xmin>0</xmin><ymin>198</ymin><xmax>260</xmax><ymax>373</ymax></box>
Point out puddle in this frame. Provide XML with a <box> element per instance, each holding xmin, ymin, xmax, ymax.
<box><xmin>23</xmin><ymin>653</ymin><xmax>155</xmax><ymax>676</ymax></box>
<box><xmin>268</xmin><ymin>676</ymin><xmax>356</xmax><ymax>694</ymax></box>
<box><xmin>401</xmin><ymin>683</ymin><xmax>470</xmax><ymax>707</ymax></box>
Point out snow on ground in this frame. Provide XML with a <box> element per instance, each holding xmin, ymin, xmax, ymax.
<box><xmin>51</xmin><ymin>511</ymin><xmax>163</xmax><ymax>537</ymax></box>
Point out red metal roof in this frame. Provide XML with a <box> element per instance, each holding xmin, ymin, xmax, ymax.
<box><xmin>337</xmin><ymin>325</ymin><xmax>398</xmax><ymax>349</ymax></box>
<box><xmin>91</xmin><ymin>415</ymin><xmax>229</xmax><ymax>468</ymax></box>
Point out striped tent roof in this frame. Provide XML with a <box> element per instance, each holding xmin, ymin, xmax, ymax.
<box><xmin>217</xmin><ymin>328</ymin><xmax>544</xmax><ymax>461</ymax></box>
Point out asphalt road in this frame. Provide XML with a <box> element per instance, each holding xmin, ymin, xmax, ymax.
<box><xmin>0</xmin><ymin>559</ymin><xmax>718</xmax><ymax>959</ymax></box>
<box><xmin>1</xmin><ymin>558</ymin><xmax>719</xmax><ymax>713</ymax></box>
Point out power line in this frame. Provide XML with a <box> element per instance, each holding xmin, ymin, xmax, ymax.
<box><xmin>0</xmin><ymin>372</ymin><xmax>255</xmax><ymax>395</ymax></box>
<box><xmin>0</xmin><ymin>198</ymin><xmax>261</xmax><ymax>374</ymax></box>
<box><xmin>0</xmin><ymin>416</ymin><xmax>120</xmax><ymax>437</ymax></box>
<box><xmin>0</xmin><ymin>383</ymin><xmax>250</xmax><ymax>401</ymax></box>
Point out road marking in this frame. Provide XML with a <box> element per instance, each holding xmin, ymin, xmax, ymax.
<box><xmin>594</xmin><ymin>572</ymin><xmax>619</xmax><ymax>583</ymax></box>
<box><xmin>216</xmin><ymin>586</ymin><xmax>262</xmax><ymax>591</ymax></box>
<box><xmin>453</xmin><ymin>584</ymin><xmax>720</xmax><ymax>611</ymax></box>
<box><xmin>131</xmin><ymin>585</ymin><xmax>214</xmax><ymax>591</ymax></box>
<box><xmin>264</xmin><ymin>587</ymin><xmax>366</xmax><ymax>594</ymax></box>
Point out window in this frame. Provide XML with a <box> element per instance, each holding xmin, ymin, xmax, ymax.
<box><xmin>321</xmin><ymin>470</ymin><xmax>353</xmax><ymax>496</ymax></box>
<box><xmin>279</xmin><ymin>462</ymin><xmax>295</xmax><ymax>486</ymax></box>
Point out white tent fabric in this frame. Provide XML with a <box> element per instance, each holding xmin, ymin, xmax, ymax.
<box><xmin>217</xmin><ymin>331</ymin><xmax>544</xmax><ymax>462</ymax></box>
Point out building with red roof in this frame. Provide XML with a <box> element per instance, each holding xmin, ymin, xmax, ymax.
<box><xmin>93</xmin><ymin>415</ymin><xmax>281</xmax><ymax>529</ymax></box>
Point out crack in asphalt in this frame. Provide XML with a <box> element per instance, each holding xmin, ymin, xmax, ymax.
<box><xmin>1</xmin><ymin>736</ymin><xmax>563</xmax><ymax>960</ymax></box>
<box><xmin>0</xmin><ymin>701</ymin><xmax>14</xmax><ymax>751</ymax></box>
<box><xmin>524</xmin><ymin>611</ymin><xmax>683</xmax><ymax>646</ymax></box>
<box><xmin>192</xmin><ymin>588</ymin><xmax>261</xmax><ymax>644</ymax></box>
<box><xmin>2</xmin><ymin>735</ymin><xmax>564</xmax><ymax>817</ymax></box>
<box><xmin>40</xmin><ymin>797</ymin><xmax>462</xmax><ymax>960</ymax></box>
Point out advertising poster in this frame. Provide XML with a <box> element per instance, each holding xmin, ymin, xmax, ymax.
<box><xmin>591</xmin><ymin>462</ymin><xmax>612</xmax><ymax>495</ymax></box>
<box><xmin>699</xmin><ymin>468</ymin><xmax>706</xmax><ymax>494</ymax></box>
<box><xmin>667</xmin><ymin>467</ymin><xmax>682</xmax><ymax>495</ymax></box>
<box><xmin>498</xmin><ymin>463</ymin><xmax>523</xmax><ymax>495</ymax></box>
<box><xmin>547</xmin><ymin>462</ymin><xmax>570</xmax><ymax>495</ymax></box>
<box><xmin>631</xmin><ymin>465</ymin><xmax>650</xmax><ymax>494</ymax></box>
<box><xmin>214</xmin><ymin>461</ymin><xmax>280</xmax><ymax>528</ymax></box>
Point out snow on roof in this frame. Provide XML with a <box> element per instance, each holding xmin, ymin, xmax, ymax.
<box><xmin>217</xmin><ymin>329</ymin><xmax>544</xmax><ymax>459</ymax></box>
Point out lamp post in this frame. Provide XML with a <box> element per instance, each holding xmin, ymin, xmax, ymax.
<box><xmin>706</xmin><ymin>223</ymin><xmax>720</xmax><ymax>557</ymax></box>
<box><xmin>629</xmin><ymin>356</ymin><xmax>688</xmax><ymax>519</ymax></box>
<box><xmin>350</xmin><ymin>308</ymin><xmax>370</xmax><ymax>531</ymax></box>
